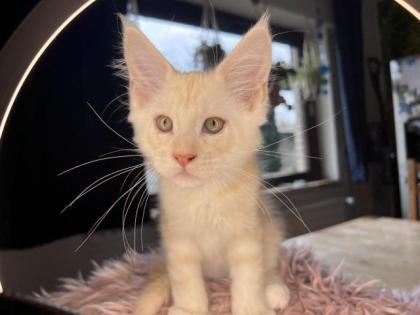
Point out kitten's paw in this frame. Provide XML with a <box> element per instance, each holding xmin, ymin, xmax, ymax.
<box><xmin>168</xmin><ymin>306</ymin><xmax>208</xmax><ymax>315</ymax></box>
<box><xmin>233</xmin><ymin>308</ymin><xmax>275</xmax><ymax>315</ymax></box>
<box><xmin>233</xmin><ymin>304</ymin><xmax>276</xmax><ymax>315</ymax></box>
<box><xmin>265</xmin><ymin>283</ymin><xmax>290</xmax><ymax>310</ymax></box>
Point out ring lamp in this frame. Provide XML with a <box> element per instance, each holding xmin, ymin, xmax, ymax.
<box><xmin>0</xmin><ymin>0</ymin><xmax>96</xmax><ymax>142</ymax></box>
<box><xmin>394</xmin><ymin>0</ymin><xmax>420</xmax><ymax>20</ymax></box>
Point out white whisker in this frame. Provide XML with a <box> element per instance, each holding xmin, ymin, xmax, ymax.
<box><xmin>86</xmin><ymin>101</ymin><xmax>136</xmax><ymax>147</ymax></box>
<box><xmin>122</xmin><ymin>172</ymin><xmax>149</xmax><ymax>253</ymax></box>
<box><xmin>58</xmin><ymin>154</ymin><xmax>141</xmax><ymax>176</ymax></box>
<box><xmin>75</xmin><ymin>179</ymin><xmax>144</xmax><ymax>252</ymax></box>
<box><xmin>223</xmin><ymin>164</ymin><xmax>310</xmax><ymax>233</ymax></box>
<box><xmin>255</xmin><ymin>150</ymin><xmax>323</xmax><ymax>160</ymax></box>
<box><xmin>135</xmin><ymin>176</ymin><xmax>153</xmax><ymax>253</ymax></box>
<box><xmin>260</xmin><ymin>110</ymin><xmax>342</xmax><ymax>150</ymax></box>
<box><xmin>141</xmin><ymin>173</ymin><xmax>158</xmax><ymax>252</ymax></box>
<box><xmin>99</xmin><ymin>147</ymin><xmax>139</xmax><ymax>158</ymax></box>
<box><xmin>61</xmin><ymin>164</ymin><xmax>143</xmax><ymax>213</ymax></box>
<box><xmin>101</xmin><ymin>92</ymin><xmax>129</xmax><ymax>117</ymax></box>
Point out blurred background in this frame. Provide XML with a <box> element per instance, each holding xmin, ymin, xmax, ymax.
<box><xmin>0</xmin><ymin>0</ymin><xmax>419</xmax><ymax>298</ymax></box>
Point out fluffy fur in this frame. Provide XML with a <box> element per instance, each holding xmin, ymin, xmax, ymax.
<box><xmin>121</xmin><ymin>14</ymin><xmax>290</xmax><ymax>315</ymax></box>
<box><xmin>37</xmin><ymin>247</ymin><xmax>419</xmax><ymax>315</ymax></box>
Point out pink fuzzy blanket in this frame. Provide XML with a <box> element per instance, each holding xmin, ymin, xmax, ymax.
<box><xmin>38</xmin><ymin>247</ymin><xmax>420</xmax><ymax>315</ymax></box>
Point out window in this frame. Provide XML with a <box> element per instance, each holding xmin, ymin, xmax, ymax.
<box><xmin>128</xmin><ymin>11</ymin><xmax>322</xmax><ymax>192</ymax></box>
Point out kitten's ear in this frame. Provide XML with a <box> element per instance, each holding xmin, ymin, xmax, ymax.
<box><xmin>217</xmin><ymin>13</ymin><xmax>272</xmax><ymax>109</ymax></box>
<box><xmin>120</xmin><ymin>16</ymin><xmax>173</xmax><ymax>105</ymax></box>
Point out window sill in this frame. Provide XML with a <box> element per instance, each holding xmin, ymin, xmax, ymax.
<box><xmin>263</xmin><ymin>179</ymin><xmax>341</xmax><ymax>194</ymax></box>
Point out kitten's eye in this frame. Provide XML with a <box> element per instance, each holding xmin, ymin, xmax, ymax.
<box><xmin>203</xmin><ymin>117</ymin><xmax>225</xmax><ymax>134</ymax></box>
<box><xmin>156</xmin><ymin>115</ymin><xmax>173</xmax><ymax>132</ymax></box>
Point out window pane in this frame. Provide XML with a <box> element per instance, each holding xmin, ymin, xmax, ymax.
<box><xmin>129</xmin><ymin>14</ymin><xmax>308</xmax><ymax>185</ymax></box>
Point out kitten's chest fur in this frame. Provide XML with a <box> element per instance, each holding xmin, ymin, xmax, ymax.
<box><xmin>185</xmin><ymin>199</ymin><xmax>232</xmax><ymax>278</ymax></box>
<box><xmin>159</xmin><ymin>175</ymin><xmax>263</xmax><ymax>278</ymax></box>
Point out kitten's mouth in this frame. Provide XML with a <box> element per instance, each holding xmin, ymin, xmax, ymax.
<box><xmin>175</xmin><ymin>169</ymin><xmax>199</xmax><ymax>180</ymax></box>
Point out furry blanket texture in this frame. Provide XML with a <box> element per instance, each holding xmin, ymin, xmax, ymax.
<box><xmin>38</xmin><ymin>247</ymin><xmax>420</xmax><ymax>315</ymax></box>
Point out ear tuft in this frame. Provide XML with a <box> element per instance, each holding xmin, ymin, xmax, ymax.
<box><xmin>121</xmin><ymin>16</ymin><xmax>173</xmax><ymax>106</ymax></box>
<box><xmin>217</xmin><ymin>13</ymin><xmax>272</xmax><ymax>108</ymax></box>
<box><xmin>255</xmin><ymin>11</ymin><xmax>270</xmax><ymax>30</ymax></box>
<box><xmin>118</xmin><ymin>13</ymin><xmax>136</xmax><ymax>32</ymax></box>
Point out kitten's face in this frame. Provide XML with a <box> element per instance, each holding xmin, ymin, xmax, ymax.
<box><xmin>122</xmin><ymin>15</ymin><xmax>272</xmax><ymax>187</ymax></box>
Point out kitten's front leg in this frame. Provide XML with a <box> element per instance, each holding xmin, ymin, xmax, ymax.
<box><xmin>166</xmin><ymin>240</ymin><xmax>208</xmax><ymax>315</ymax></box>
<box><xmin>263</xmin><ymin>233</ymin><xmax>290</xmax><ymax>310</ymax></box>
<box><xmin>228</xmin><ymin>237</ymin><xmax>275</xmax><ymax>315</ymax></box>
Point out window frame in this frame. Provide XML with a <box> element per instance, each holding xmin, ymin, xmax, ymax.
<box><xmin>130</xmin><ymin>0</ymin><xmax>324</xmax><ymax>187</ymax></box>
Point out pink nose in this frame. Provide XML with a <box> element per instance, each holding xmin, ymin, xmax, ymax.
<box><xmin>173</xmin><ymin>153</ymin><xmax>196</xmax><ymax>167</ymax></box>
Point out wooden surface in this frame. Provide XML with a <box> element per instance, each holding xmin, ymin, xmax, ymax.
<box><xmin>286</xmin><ymin>216</ymin><xmax>420</xmax><ymax>290</ymax></box>
<box><xmin>407</xmin><ymin>159</ymin><xmax>419</xmax><ymax>220</ymax></box>
<box><xmin>2</xmin><ymin>216</ymin><xmax>420</xmax><ymax>294</ymax></box>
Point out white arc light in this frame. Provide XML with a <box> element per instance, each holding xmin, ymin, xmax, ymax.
<box><xmin>395</xmin><ymin>0</ymin><xmax>420</xmax><ymax>20</ymax></box>
<box><xmin>0</xmin><ymin>0</ymin><xmax>96</xmax><ymax>140</ymax></box>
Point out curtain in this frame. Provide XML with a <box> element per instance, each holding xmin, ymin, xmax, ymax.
<box><xmin>333</xmin><ymin>0</ymin><xmax>368</xmax><ymax>182</ymax></box>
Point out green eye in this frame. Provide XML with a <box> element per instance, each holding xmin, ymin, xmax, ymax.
<box><xmin>156</xmin><ymin>115</ymin><xmax>173</xmax><ymax>132</ymax></box>
<box><xmin>203</xmin><ymin>117</ymin><xmax>225</xmax><ymax>134</ymax></box>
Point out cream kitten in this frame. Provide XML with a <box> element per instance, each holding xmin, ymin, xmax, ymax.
<box><xmin>121</xmin><ymin>13</ymin><xmax>290</xmax><ymax>315</ymax></box>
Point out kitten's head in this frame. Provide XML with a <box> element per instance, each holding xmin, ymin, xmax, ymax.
<box><xmin>121</xmin><ymin>15</ymin><xmax>272</xmax><ymax>188</ymax></box>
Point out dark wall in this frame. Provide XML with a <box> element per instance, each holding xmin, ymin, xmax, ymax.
<box><xmin>0</xmin><ymin>1</ymin><xmax>40</xmax><ymax>49</ymax></box>
<box><xmin>378</xmin><ymin>0</ymin><xmax>420</xmax><ymax>62</ymax></box>
<box><xmin>0</xmin><ymin>0</ymin><xmax>153</xmax><ymax>249</ymax></box>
